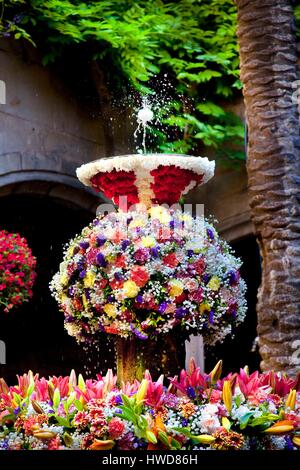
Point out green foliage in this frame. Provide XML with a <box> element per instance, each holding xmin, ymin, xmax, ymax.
<box><xmin>1</xmin><ymin>0</ymin><xmax>246</xmax><ymax>161</ymax></box>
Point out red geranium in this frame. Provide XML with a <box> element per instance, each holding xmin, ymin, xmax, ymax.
<box><xmin>0</xmin><ymin>230</ymin><xmax>36</xmax><ymax>313</ymax></box>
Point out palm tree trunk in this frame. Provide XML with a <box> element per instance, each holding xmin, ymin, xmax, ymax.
<box><xmin>236</xmin><ymin>0</ymin><xmax>300</xmax><ymax>375</ymax></box>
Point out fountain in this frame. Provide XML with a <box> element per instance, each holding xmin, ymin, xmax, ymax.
<box><xmin>50</xmin><ymin>102</ymin><xmax>247</xmax><ymax>384</ymax></box>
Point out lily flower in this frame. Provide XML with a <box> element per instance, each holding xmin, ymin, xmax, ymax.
<box><xmin>285</xmin><ymin>389</ymin><xmax>297</xmax><ymax>411</ymax></box>
<box><xmin>89</xmin><ymin>439</ymin><xmax>115</xmax><ymax>450</ymax></box>
<box><xmin>222</xmin><ymin>380</ymin><xmax>232</xmax><ymax>413</ymax></box>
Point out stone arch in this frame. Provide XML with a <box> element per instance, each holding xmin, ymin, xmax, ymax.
<box><xmin>0</xmin><ymin>169</ymin><xmax>104</xmax><ymax>213</ymax></box>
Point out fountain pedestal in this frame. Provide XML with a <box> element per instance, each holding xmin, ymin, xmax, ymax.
<box><xmin>115</xmin><ymin>333</ymin><xmax>185</xmax><ymax>384</ymax></box>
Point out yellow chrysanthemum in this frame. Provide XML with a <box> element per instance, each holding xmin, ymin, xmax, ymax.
<box><xmin>129</xmin><ymin>218</ymin><xmax>146</xmax><ymax>229</ymax></box>
<box><xmin>169</xmin><ymin>279</ymin><xmax>184</xmax><ymax>298</ymax></box>
<box><xmin>103</xmin><ymin>303</ymin><xmax>117</xmax><ymax>318</ymax></box>
<box><xmin>149</xmin><ymin>206</ymin><xmax>171</xmax><ymax>223</ymax></box>
<box><xmin>84</xmin><ymin>270</ymin><xmax>96</xmax><ymax>288</ymax></box>
<box><xmin>199</xmin><ymin>302</ymin><xmax>211</xmax><ymax>313</ymax></box>
<box><xmin>122</xmin><ymin>280</ymin><xmax>140</xmax><ymax>298</ymax></box>
<box><xmin>207</xmin><ymin>276</ymin><xmax>220</xmax><ymax>291</ymax></box>
<box><xmin>60</xmin><ymin>272</ymin><xmax>69</xmax><ymax>287</ymax></box>
<box><xmin>141</xmin><ymin>236</ymin><xmax>156</xmax><ymax>248</ymax></box>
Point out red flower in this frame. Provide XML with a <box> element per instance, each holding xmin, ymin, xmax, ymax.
<box><xmin>175</xmin><ymin>292</ymin><xmax>187</xmax><ymax>303</ymax></box>
<box><xmin>115</xmin><ymin>255</ymin><xmax>126</xmax><ymax>268</ymax></box>
<box><xmin>110</xmin><ymin>279</ymin><xmax>124</xmax><ymax>290</ymax></box>
<box><xmin>130</xmin><ymin>266</ymin><xmax>149</xmax><ymax>287</ymax></box>
<box><xmin>0</xmin><ymin>230</ymin><xmax>36</xmax><ymax>313</ymax></box>
<box><xmin>150</xmin><ymin>165</ymin><xmax>203</xmax><ymax>206</ymax></box>
<box><xmin>91</xmin><ymin>169</ymin><xmax>139</xmax><ymax>210</ymax></box>
<box><xmin>193</xmin><ymin>258</ymin><xmax>206</xmax><ymax>275</ymax></box>
<box><xmin>162</xmin><ymin>253</ymin><xmax>179</xmax><ymax>268</ymax></box>
<box><xmin>108</xmin><ymin>417</ymin><xmax>125</xmax><ymax>439</ymax></box>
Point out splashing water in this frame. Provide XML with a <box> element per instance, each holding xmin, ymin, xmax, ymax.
<box><xmin>134</xmin><ymin>98</ymin><xmax>154</xmax><ymax>154</ymax></box>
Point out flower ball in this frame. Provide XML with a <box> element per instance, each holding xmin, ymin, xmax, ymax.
<box><xmin>0</xmin><ymin>230</ymin><xmax>36</xmax><ymax>313</ymax></box>
<box><xmin>50</xmin><ymin>206</ymin><xmax>246</xmax><ymax>345</ymax></box>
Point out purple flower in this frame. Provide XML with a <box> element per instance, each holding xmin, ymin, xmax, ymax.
<box><xmin>114</xmin><ymin>272</ymin><xmax>123</xmax><ymax>280</ymax></box>
<box><xmin>130</xmin><ymin>324</ymin><xmax>148</xmax><ymax>340</ymax></box>
<box><xmin>107</xmin><ymin>295</ymin><xmax>114</xmax><ymax>302</ymax></box>
<box><xmin>181</xmin><ymin>418</ymin><xmax>189</xmax><ymax>426</ymax></box>
<box><xmin>68</xmin><ymin>287</ymin><xmax>74</xmax><ymax>296</ymax></box>
<box><xmin>115</xmin><ymin>395</ymin><xmax>123</xmax><ymax>405</ymax></box>
<box><xmin>96</xmin><ymin>235</ymin><xmax>106</xmax><ymax>247</ymax></box>
<box><xmin>175</xmin><ymin>307</ymin><xmax>188</xmax><ymax>319</ymax></box>
<box><xmin>169</xmin><ymin>220</ymin><xmax>175</xmax><ymax>229</ymax></box>
<box><xmin>150</xmin><ymin>247</ymin><xmax>160</xmax><ymax>258</ymax></box>
<box><xmin>134</xmin><ymin>248</ymin><xmax>149</xmax><ymax>263</ymax></box>
<box><xmin>203</xmin><ymin>274</ymin><xmax>210</xmax><ymax>284</ymax></box>
<box><xmin>136</xmin><ymin>295</ymin><xmax>143</xmax><ymax>303</ymax></box>
<box><xmin>96</xmin><ymin>253</ymin><xmax>107</xmax><ymax>267</ymax></box>
<box><xmin>209</xmin><ymin>310</ymin><xmax>214</xmax><ymax>324</ymax></box>
<box><xmin>65</xmin><ymin>315</ymin><xmax>74</xmax><ymax>322</ymax></box>
<box><xmin>84</xmin><ymin>289</ymin><xmax>90</xmax><ymax>300</ymax></box>
<box><xmin>187</xmin><ymin>387</ymin><xmax>196</xmax><ymax>399</ymax></box>
<box><xmin>187</xmin><ymin>249</ymin><xmax>194</xmax><ymax>257</ymax></box>
<box><xmin>207</xmin><ymin>228</ymin><xmax>214</xmax><ymax>240</ymax></box>
<box><xmin>121</xmin><ymin>239</ymin><xmax>130</xmax><ymax>250</ymax></box>
<box><xmin>228</xmin><ymin>270</ymin><xmax>240</xmax><ymax>286</ymax></box>
<box><xmin>285</xmin><ymin>436</ymin><xmax>294</xmax><ymax>451</ymax></box>
<box><xmin>80</xmin><ymin>241</ymin><xmax>89</xmax><ymax>250</ymax></box>
<box><xmin>79</xmin><ymin>270</ymin><xmax>86</xmax><ymax>279</ymax></box>
<box><xmin>158</xmin><ymin>302</ymin><xmax>168</xmax><ymax>313</ymax></box>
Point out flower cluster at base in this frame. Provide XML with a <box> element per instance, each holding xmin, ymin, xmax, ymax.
<box><xmin>0</xmin><ymin>230</ymin><xmax>36</xmax><ymax>313</ymax></box>
<box><xmin>50</xmin><ymin>206</ymin><xmax>246</xmax><ymax>345</ymax></box>
<box><xmin>0</xmin><ymin>361</ymin><xmax>299</xmax><ymax>451</ymax></box>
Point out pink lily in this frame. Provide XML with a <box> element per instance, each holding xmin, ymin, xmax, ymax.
<box><xmin>144</xmin><ymin>371</ymin><xmax>165</xmax><ymax>408</ymax></box>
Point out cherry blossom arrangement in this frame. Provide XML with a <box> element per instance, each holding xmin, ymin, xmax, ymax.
<box><xmin>0</xmin><ymin>361</ymin><xmax>299</xmax><ymax>451</ymax></box>
<box><xmin>0</xmin><ymin>230</ymin><xmax>36</xmax><ymax>313</ymax></box>
<box><xmin>50</xmin><ymin>206</ymin><xmax>246</xmax><ymax>345</ymax></box>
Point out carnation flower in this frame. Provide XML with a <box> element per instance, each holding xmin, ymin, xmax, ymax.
<box><xmin>108</xmin><ymin>417</ymin><xmax>125</xmax><ymax>439</ymax></box>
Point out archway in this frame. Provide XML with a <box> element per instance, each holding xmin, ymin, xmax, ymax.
<box><xmin>0</xmin><ymin>181</ymin><xmax>115</xmax><ymax>383</ymax></box>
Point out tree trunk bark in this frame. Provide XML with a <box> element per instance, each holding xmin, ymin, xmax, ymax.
<box><xmin>236</xmin><ymin>0</ymin><xmax>300</xmax><ymax>374</ymax></box>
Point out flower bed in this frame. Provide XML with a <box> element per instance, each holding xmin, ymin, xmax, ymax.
<box><xmin>50</xmin><ymin>206</ymin><xmax>246</xmax><ymax>345</ymax></box>
<box><xmin>0</xmin><ymin>231</ymin><xmax>36</xmax><ymax>313</ymax></box>
<box><xmin>0</xmin><ymin>361</ymin><xmax>299</xmax><ymax>451</ymax></box>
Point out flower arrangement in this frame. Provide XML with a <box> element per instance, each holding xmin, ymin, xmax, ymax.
<box><xmin>76</xmin><ymin>154</ymin><xmax>215</xmax><ymax>209</ymax></box>
<box><xmin>0</xmin><ymin>230</ymin><xmax>36</xmax><ymax>313</ymax></box>
<box><xmin>0</xmin><ymin>361</ymin><xmax>299</xmax><ymax>451</ymax></box>
<box><xmin>50</xmin><ymin>206</ymin><xmax>246</xmax><ymax>345</ymax></box>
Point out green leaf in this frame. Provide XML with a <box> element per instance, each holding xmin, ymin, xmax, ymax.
<box><xmin>172</xmin><ymin>427</ymin><xmax>192</xmax><ymax>437</ymax></box>
<box><xmin>239</xmin><ymin>412</ymin><xmax>253</xmax><ymax>430</ymax></box>
<box><xmin>73</xmin><ymin>399</ymin><xmax>84</xmax><ymax>411</ymax></box>
<box><xmin>55</xmin><ymin>416</ymin><xmax>70</xmax><ymax>427</ymax></box>
<box><xmin>26</xmin><ymin>380</ymin><xmax>35</xmax><ymax>398</ymax></box>
<box><xmin>197</xmin><ymin>102</ymin><xmax>226</xmax><ymax>117</ymax></box>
